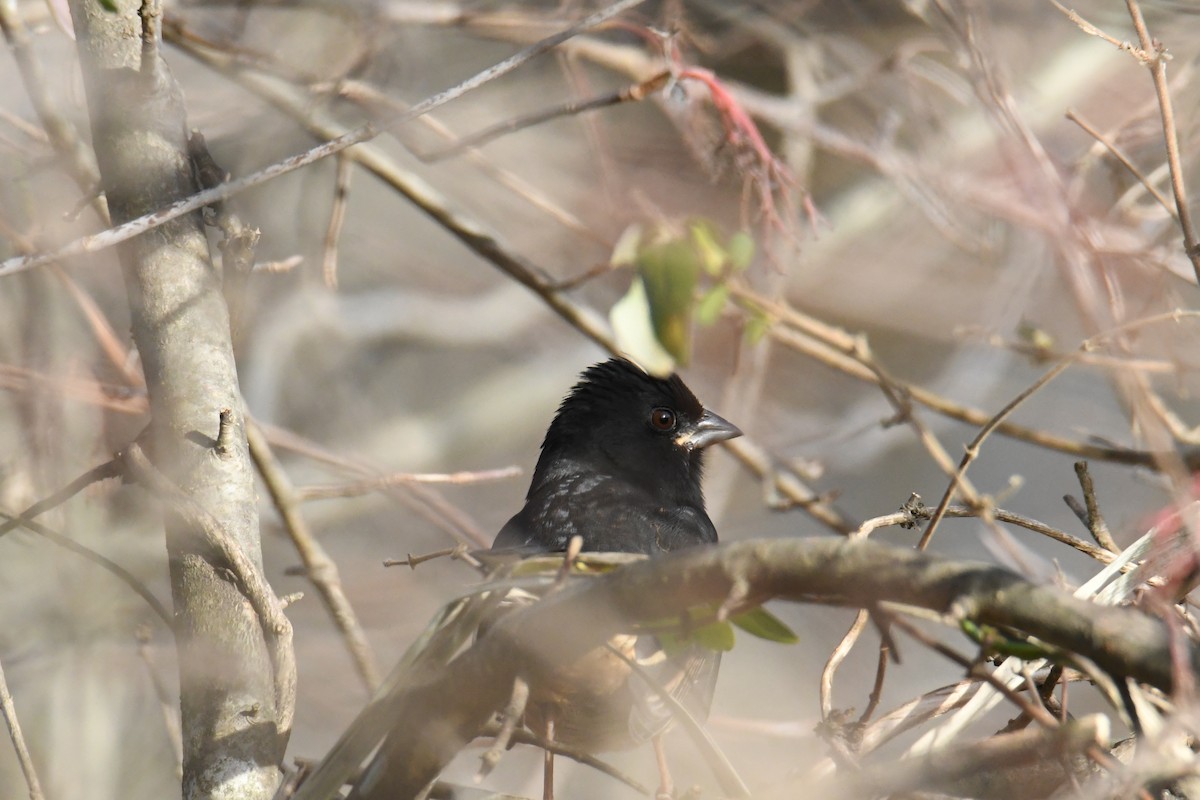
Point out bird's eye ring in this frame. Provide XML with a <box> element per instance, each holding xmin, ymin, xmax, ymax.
<box><xmin>649</xmin><ymin>407</ymin><xmax>677</xmax><ymax>431</ymax></box>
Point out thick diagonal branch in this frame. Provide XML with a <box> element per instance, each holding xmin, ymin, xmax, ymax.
<box><xmin>357</xmin><ymin>537</ymin><xmax>1180</xmax><ymax>797</ymax></box>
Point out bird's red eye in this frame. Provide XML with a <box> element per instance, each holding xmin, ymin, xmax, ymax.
<box><xmin>650</xmin><ymin>407</ymin><xmax>677</xmax><ymax>431</ymax></box>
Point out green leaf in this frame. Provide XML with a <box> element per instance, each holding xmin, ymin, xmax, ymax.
<box><xmin>689</xmin><ymin>220</ymin><xmax>728</xmax><ymax>276</ymax></box>
<box><xmin>638</xmin><ymin>239</ymin><xmax>699</xmax><ymax>365</ymax></box>
<box><xmin>728</xmin><ymin>231</ymin><xmax>755</xmax><ymax>271</ymax></box>
<box><xmin>658</xmin><ymin>619</ymin><xmax>736</xmax><ymax>655</ymax></box>
<box><xmin>693</xmin><ymin>620</ymin><xmax>736</xmax><ymax>652</ymax></box>
<box><xmin>610</xmin><ymin>277</ymin><xmax>676</xmax><ymax>377</ymax></box>
<box><xmin>99</xmin><ymin>0</ymin><xmax>120</xmax><ymax>10</ymax></box>
<box><xmin>960</xmin><ymin>619</ymin><xmax>1047</xmax><ymax>660</ymax></box>
<box><xmin>1017</xmin><ymin>321</ymin><xmax>1053</xmax><ymax>347</ymax></box>
<box><xmin>731</xmin><ymin>607</ymin><xmax>799</xmax><ymax>644</ymax></box>
<box><xmin>695</xmin><ymin>284</ymin><xmax>729</xmax><ymax>326</ymax></box>
<box><xmin>744</xmin><ymin>311</ymin><xmax>771</xmax><ymax>344</ymax></box>
<box><xmin>610</xmin><ymin>224</ymin><xmax>642</xmax><ymax>267</ymax></box>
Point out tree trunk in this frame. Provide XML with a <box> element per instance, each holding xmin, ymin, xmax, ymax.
<box><xmin>66</xmin><ymin>2</ymin><xmax>289</xmax><ymax>798</ymax></box>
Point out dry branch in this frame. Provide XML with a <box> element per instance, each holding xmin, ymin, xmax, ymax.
<box><xmin>327</xmin><ymin>537</ymin><xmax>1183</xmax><ymax>798</ymax></box>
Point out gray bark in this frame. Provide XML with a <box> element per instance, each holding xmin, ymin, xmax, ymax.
<box><xmin>66</xmin><ymin>2</ymin><xmax>288</xmax><ymax>798</ymax></box>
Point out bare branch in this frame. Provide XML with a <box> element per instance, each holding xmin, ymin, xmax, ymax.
<box><xmin>0</xmin><ymin>0</ymin><xmax>649</xmax><ymax>278</ymax></box>
<box><xmin>246</xmin><ymin>419</ymin><xmax>381</xmax><ymax>691</ymax></box>
<box><xmin>1122</xmin><ymin>0</ymin><xmax>1200</xmax><ymax>281</ymax></box>
<box><xmin>1072</xmin><ymin>461</ymin><xmax>1119</xmax><ymax>553</ymax></box>
<box><xmin>0</xmin><ymin>654</ymin><xmax>44</xmax><ymax>800</ymax></box>
<box><xmin>325</xmin><ymin>537</ymin><xmax>1187</xmax><ymax>797</ymax></box>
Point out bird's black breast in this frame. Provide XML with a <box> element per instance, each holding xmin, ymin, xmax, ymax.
<box><xmin>492</xmin><ymin>467</ymin><xmax>718</xmax><ymax>556</ymax></box>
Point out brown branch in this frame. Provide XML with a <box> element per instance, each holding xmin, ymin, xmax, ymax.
<box><xmin>803</xmin><ymin>712</ymin><xmax>1108</xmax><ymax>799</ymax></box>
<box><xmin>475</xmin><ymin>677</ymin><xmax>528</xmax><ymax>781</ymax></box>
<box><xmin>0</xmin><ymin>457</ymin><xmax>121</xmax><ymax>541</ymax></box>
<box><xmin>419</xmin><ymin>72</ymin><xmax>670</xmax><ymax>161</ymax></box>
<box><xmin>332</xmin><ymin>537</ymin><xmax>1187</xmax><ymax>797</ymax></box>
<box><xmin>259</xmin><ymin>422</ymin><xmax>494</xmax><ymax>548</ymax></box>
<box><xmin>0</xmin><ymin>507</ymin><xmax>172</xmax><ymax>627</ymax></box>
<box><xmin>853</xmin><ymin>503</ymin><xmax>1116</xmax><ymax>565</ymax></box>
<box><xmin>735</xmin><ymin>286</ymin><xmax>1175</xmax><ymax>470</ymax></box>
<box><xmin>860</xmin><ymin>636</ymin><xmax>890</xmax><ymax>724</ymax></box>
<box><xmin>820</xmin><ymin>609</ymin><xmax>868</xmax><ymax>720</ymax></box>
<box><xmin>321</xmin><ymin>154</ymin><xmax>353</xmax><ymax>289</ymax></box>
<box><xmin>918</xmin><ymin>358</ymin><xmax>1072</xmax><ymax>549</ymax></box>
<box><xmin>1123</xmin><ymin>0</ymin><xmax>1200</xmax><ymax>282</ymax></box>
<box><xmin>295</xmin><ymin>465</ymin><xmax>520</xmax><ymax>502</ymax></box>
<box><xmin>1051</xmin><ymin>1</ymin><xmax>1151</xmax><ymax>62</ymax></box>
<box><xmin>168</xmin><ymin>44</ymin><xmax>857</xmax><ymax>536</ymax></box>
<box><xmin>0</xmin><ymin>654</ymin><xmax>44</xmax><ymax>800</ymax></box>
<box><xmin>381</xmin><ymin>545</ymin><xmax>473</xmax><ymax>570</ymax></box>
<box><xmin>246</xmin><ymin>418</ymin><xmax>381</xmax><ymax>692</ymax></box>
<box><xmin>0</xmin><ymin>0</ymin><xmax>649</xmax><ymax>278</ymax></box>
<box><xmin>1065</xmin><ymin>107</ymin><xmax>1175</xmax><ymax>218</ymax></box>
<box><xmin>1072</xmin><ymin>461</ymin><xmax>1119</xmax><ymax>553</ymax></box>
<box><xmin>0</xmin><ymin>0</ymin><xmax>105</xmax><ymax>220</ymax></box>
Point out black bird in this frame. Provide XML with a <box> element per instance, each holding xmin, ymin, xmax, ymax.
<box><xmin>492</xmin><ymin>358</ymin><xmax>742</xmax><ymax>797</ymax></box>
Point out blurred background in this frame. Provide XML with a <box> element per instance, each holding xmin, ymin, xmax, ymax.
<box><xmin>2</xmin><ymin>0</ymin><xmax>1200</xmax><ymax>797</ymax></box>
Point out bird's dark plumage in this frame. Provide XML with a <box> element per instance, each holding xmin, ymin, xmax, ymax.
<box><xmin>494</xmin><ymin>358</ymin><xmax>737</xmax><ymax>556</ymax></box>
<box><xmin>346</xmin><ymin>359</ymin><xmax>741</xmax><ymax>800</ymax></box>
<box><xmin>492</xmin><ymin>358</ymin><xmax>741</xmax><ymax>753</ymax></box>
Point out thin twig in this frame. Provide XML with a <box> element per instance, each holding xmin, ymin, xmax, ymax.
<box><xmin>476</xmin><ymin>676</ymin><xmax>529</xmax><ymax>780</ymax></box>
<box><xmin>1050</xmin><ymin>1</ymin><xmax>1150</xmax><ymax>62</ymax></box>
<box><xmin>260</xmin><ymin>422</ymin><xmax>494</xmax><ymax>548</ymax></box>
<box><xmin>853</xmin><ymin>504</ymin><xmax>1115</xmax><ymax>564</ymax></box>
<box><xmin>919</xmin><ymin>358</ymin><xmax>1071</xmax><ymax>550</ymax></box>
<box><xmin>322</xmin><ymin>76</ymin><xmax>598</xmax><ymax>241</ymax></box>
<box><xmin>135</xmin><ymin>626</ymin><xmax>183</xmax><ymax>776</ymax></box>
<box><xmin>1123</xmin><ymin>0</ymin><xmax>1200</xmax><ymax>282</ymax></box>
<box><xmin>1065</xmin><ymin>108</ymin><xmax>1175</xmax><ymax>218</ymax></box>
<box><xmin>0</xmin><ymin>654</ymin><xmax>44</xmax><ymax>800</ymax></box>
<box><xmin>0</xmin><ymin>0</ymin><xmax>105</xmax><ymax>219</ymax></box>
<box><xmin>382</xmin><ymin>545</ymin><xmax>472</xmax><ymax>570</ymax></box>
<box><xmin>322</xmin><ymin>154</ymin><xmax>353</xmax><ymax>288</ymax></box>
<box><xmin>421</xmin><ymin>71</ymin><xmax>670</xmax><ymax>160</ymax></box>
<box><xmin>295</xmin><ymin>466</ymin><xmax>520</xmax><ymax>501</ymax></box>
<box><xmin>0</xmin><ymin>0</ymin><xmax>649</xmax><ymax>277</ymax></box>
<box><xmin>820</xmin><ymin>610</ymin><xmax>868</xmax><ymax>719</ymax></box>
<box><xmin>0</xmin><ymin>457</ymin><xmax>122</xmax><ymax>540</ymax></box>
<box><xmin>1072</xmin><ymin>461</ymin><xmax>1119</xmax><ymax>553</ymax></box>
<box><xmin>734</xmin><ymin>285</ymin><xmax>1180</xmax><ymax>470</ymax></box>
<box><xmin>0</xmin><ymin>364</ymin><xmax>147</xmax><ymax>415</ymax></box>
<box><xmin>174</xmin><ymin>44</ymin><xmax>857</xmax><ymax>537</ymax></box>
<box><xmin>477</xmin><ymin>723</ymin><xmax>653</xmax><ymax>796</ymax></box>
<box><xmin>860</xmin><ymin>638</ymin><xmax>890</xmax><ymax>724</ymax></box>
<box><xmin>246</xmin><ymin>419</ymin><xmax>381</xmax><ymax>691</ymax></box>
<box><xmin>1</xmin><ymin>509</ymin><xmax>172</xmax><ymax>626</ymax></box>
<box><xmin>917</xmin><ymin>308</ymin><xmax>1195</xmax><ymax>550</ymax></box>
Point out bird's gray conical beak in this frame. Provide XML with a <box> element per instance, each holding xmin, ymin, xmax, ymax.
<box><xmin>677</xmin><ymin>410</ymin><xmax>743</xmax><ymax>451</ymax></box>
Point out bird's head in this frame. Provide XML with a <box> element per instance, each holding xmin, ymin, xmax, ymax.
<box><xmin>533</xmin><ymin>359</ymin><xmax>742</xmax><ymax>503</ymax></box>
